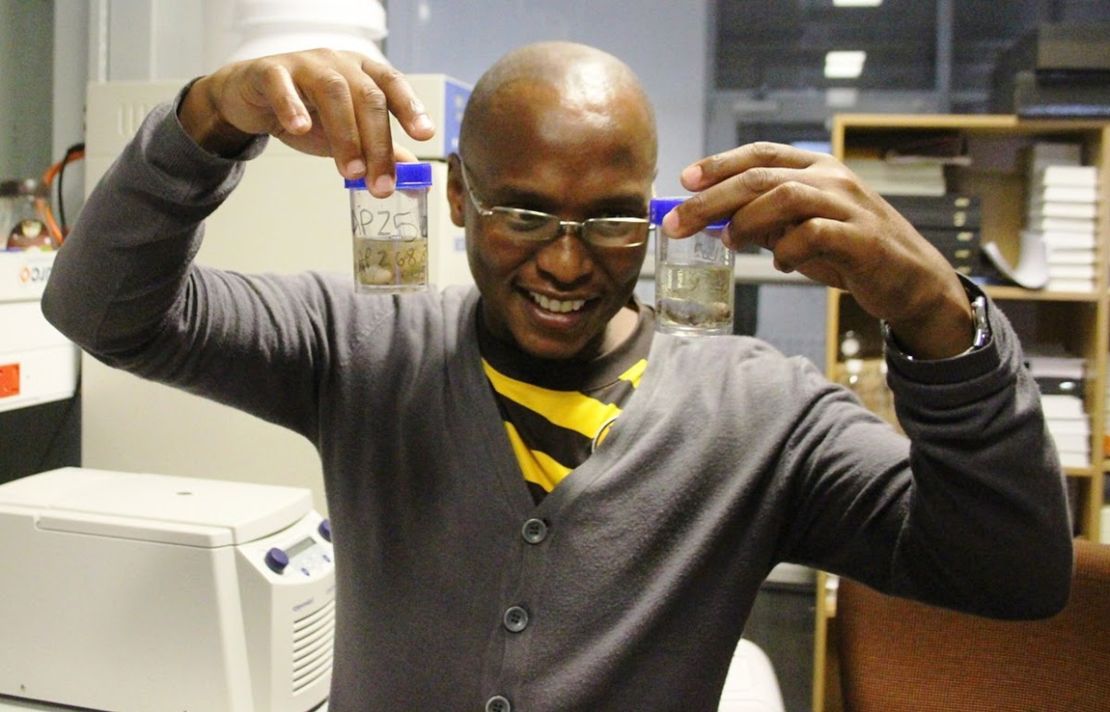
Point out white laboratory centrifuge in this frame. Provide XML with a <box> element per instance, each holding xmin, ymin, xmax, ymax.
<box><xmin>0</xmin><ymin>467</ymin><xmax>335</xmax><ymax>712</ymax></box>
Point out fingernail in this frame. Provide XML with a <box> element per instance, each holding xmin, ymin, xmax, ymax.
<box><xmin>373</xmin><ymin>173</ymin><xmax>395</xmax><ymax>195</ymax></box>
<box><xmin>289</xmin><ymin>114</ymin><xmax>310</xmax><ymax>132</ymax></box>
<box><xmin>414</xmin><ymin>113</ymin><xmax>434</xmax><ymax>133</ymax></box>
<box><xmin>662</xmin><ymin>210</ymin><xmax>681</xmax><ymax>237</ymax></box>
<box><xmin>346</xmin><ymin>159</ymin><xmax>366</xmax><ymax>177</ymax></box>
<box><xmin>681</xmin><ymin>164</ymin><xmax>703</xmax><ymax>186</ymax></box>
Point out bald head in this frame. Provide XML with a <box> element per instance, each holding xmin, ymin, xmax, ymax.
<box><xmin>458</xmin><ymin>42</ymin><xmax>657</xmax><ymax>171</ymax></box>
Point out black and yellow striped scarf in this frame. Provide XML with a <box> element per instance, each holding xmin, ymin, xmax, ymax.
<box><xmin>477</xmin><ymin>305</ymin><xmax>654</xmax><ymax>503</ymax></box>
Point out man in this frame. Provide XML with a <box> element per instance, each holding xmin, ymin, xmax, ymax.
<box><xmin>44</xmin><ymin>42</ymin><xmax>1072</xmax><ymax>711</ymax></box>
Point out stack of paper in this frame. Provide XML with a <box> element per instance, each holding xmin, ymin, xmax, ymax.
<box><xmin>1024</xmin><ymin>143</ymin><xmax>1101</xmax><ymax>292</ymax></box>
<box><xmin>844</xmin><ymin>158</ymin><xmax>947</xmax><ymax>197</ymax></box>
<box><xmin>1027</xmin><ymin>350</ymin><xmax>1090</xmax><ymax>469</ymax></box>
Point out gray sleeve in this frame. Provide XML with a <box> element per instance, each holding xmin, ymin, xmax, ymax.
<box><xmin>43</xmin><ymin>87</ymin><xmax>264</xmax><ymax>354</ymax></box>
<box><xmin>777</xmin><ymin>295</ymin><xmax>1073</xmax><ymax>619</ymax></box>
<box><xmin>40</xmin><ymin>91</ymin><xmax>334</xmax><ymax>439</ymax></box>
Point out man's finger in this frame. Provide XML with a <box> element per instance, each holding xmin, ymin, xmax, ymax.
<box><xmin>257</xmin><ymin>63</ymin><xmax>311</xmax><ymax>135</ymax></box>
<box><xmin>360</xmin><ymin>57</ymin><xmax>436</xmax><ymax>142</ymax></box>
<box><xmin>769</xmin><ymin>217</ymin><xmax>852</xmax><ymax>277</ymax></box>
<box><xmin>343</xmin><ymin>70</ymin><xmax>397</xmax><ymax>194</ymax></box>
<box><xmin>680</xmin><ymin>142</ymin><xmax>823</xmax><ymax>193</ymax></box>
<box><xmin>725</xmin><ymin>181</ymin><xmax>853</xmax><ymax>252</ymax></box>
<box><xmin>294</xmin><ymin>66</ymin><xmax>373</xmax><ymax>181</ymax></box>
<box><xmin>663</xmin><ymin>167</ymin><xmax>815</xmax><ymax>238</ymax></box>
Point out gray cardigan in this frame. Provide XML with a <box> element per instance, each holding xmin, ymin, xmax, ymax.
<box><xmin>42</xmin><ymin>100</ymin><xmax>1073</xmax><ymax>711</ymax></box>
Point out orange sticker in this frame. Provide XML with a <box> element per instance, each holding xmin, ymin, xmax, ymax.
<box><xmin>0</xmin><ymin>363</ymin><xmax>20</xmax><ymax>397</ymax></box>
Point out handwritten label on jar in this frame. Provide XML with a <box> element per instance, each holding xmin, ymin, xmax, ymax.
<box><xmin>351</xmin><ymin>208</ymin><xmax>420</xmax><ymax>239</ymax></box>
<box><xmin>350</xmin><ymin>206</ymin><xmax>427</xmax><ymax>290</ymax></box>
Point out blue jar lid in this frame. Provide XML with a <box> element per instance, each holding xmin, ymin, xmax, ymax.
<box><xmin>344</xmin><ymin>161</ymin><xmax>433</xmax><ymax>190</ymax></box>
<box><xmin>649</xmin><ymin>196</ymin><xmax>728</xmax><ymax>229</ymax></box>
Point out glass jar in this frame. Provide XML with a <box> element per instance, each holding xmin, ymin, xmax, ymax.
<box><xmin>346</xmin><ymin>163</ymin><xmax>432</xmax><ymax>294</ymax></box>
<box><xmin>650</xmin><ymin>196</ymin><xmax>735</xmax><ymax>336</ymax></box>
<box><xmin>1</xmin><ymin>179</ymin><xmax>57</xmax><ymax>251</ymax></box>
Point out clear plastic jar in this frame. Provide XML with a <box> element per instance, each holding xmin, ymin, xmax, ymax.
<box><xmin>650</xmin><ymin>196</ymin><xmax>735</xmax><ymax>335</ymax></box>
<box><xmin>1</xmin><ymin>179</ymin><xmax>57</xmax><ymax>251</ymax></box>
<box><xmin>346</xmin><ymin>162</ymin><xmax>431</xmax><ymax>293</ymax></box>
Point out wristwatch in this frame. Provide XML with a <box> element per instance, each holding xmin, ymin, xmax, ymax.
<box><xmin>881</xmin><ymin>292</ymin><xmax>990</xmax><ymax>361</ymax></box>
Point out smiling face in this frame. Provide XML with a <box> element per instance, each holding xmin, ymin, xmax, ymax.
<box><xmin>449</xmin><ymin>47</ymin><xmax>657</xmax><ymax>361</ymax></box>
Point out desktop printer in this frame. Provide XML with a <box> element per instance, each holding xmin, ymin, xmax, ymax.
<box><xmin>0</xmin><ymin>467</ymin><xmax>335</xmax><ymax>711</ymax></box>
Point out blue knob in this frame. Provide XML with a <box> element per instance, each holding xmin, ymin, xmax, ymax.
<box><xmin>265</xmin><ymin>547</ymin><xmax>289</xmax><ymax>574</ymax></box>
<box><xmin>318</xmin><ymin>519</ymin><xmax>332</xmax><ymax>543</ymax></box>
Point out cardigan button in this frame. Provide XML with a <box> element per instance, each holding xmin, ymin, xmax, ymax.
<box><xmin>503</xmin><ymin>605</ymin><xmax>529</xmax><ymax>633</ymax></box>
<box><xmin>486</xmin><ymin>695</ymin><xmax>511</xmax><ymax>712</ymax></box>
<box><xmin>521</xmin><ymin>518</ymin><xmax>548</xmax><ymax>544</ymax></box>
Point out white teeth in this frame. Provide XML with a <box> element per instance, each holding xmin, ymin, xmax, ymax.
<box><xmin>529</xmin><ymin>292</ymin><xmax>587</xmax><ymax>314</ymax></box>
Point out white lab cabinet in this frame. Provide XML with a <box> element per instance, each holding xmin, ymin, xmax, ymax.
<box><xmin>0</xmin><ymin>250</ymin><xmax>79</xmax><ymax>414</ymax></box>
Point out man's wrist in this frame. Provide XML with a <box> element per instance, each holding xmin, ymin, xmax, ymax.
<box><xmin>883</xmin><ymin>281</ymin><xmax>991</xmax><ymax>362</ymax></box>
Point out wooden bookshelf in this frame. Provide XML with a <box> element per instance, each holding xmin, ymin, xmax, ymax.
<box><xmin>814</xmin><ymin>114</ymin><xmax>1110</xmax><ymax>712</ymax></box>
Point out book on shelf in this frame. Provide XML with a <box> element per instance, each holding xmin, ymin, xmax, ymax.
<box><xmin>1028</xmin><ymin>215</ymin><xmax>1098</xmax><ymax>234</ymax></box>
<box><xmin>1029</xmin><ymin>141</ymin><xmax>1083</xmax><ymax>169</ymax></box>
<box><xmin>1052</xmin><ymin>432</ymin><xmax>1092</xmax><ymax>455</ymax></box>
<box><xmin>917</xmin><ymin>227</ymin><xmax>978</xmax><ymax>246</ymax></box>
<box><xmin>1027</xmin><ymin>351</ymin><xmax>1085</xmax><ymax>378</ymax></box>
<box><xmin>884</xmin><ymin>194</ymin><xmax>981</xmax><ymax>229</ymax></box>
<box><xmin>1046</xmin><ymin>249</ymin><xmax>1097</xmax><ymax>266</ymax></box>
<box><xmin>880</xmin><ymin>134</ymin><xmax>971</xmax><ymax>166</ymax></box>
<box><xmin>1041</xmin><ymin>231</ymin><xmax>1097</xmax><ymax>249</ymax></box>
<box><xmin>1044</xmin><ymin>399</ymin><xmax>1089</xmax><ymax>414</ymax></box>
<box><xmin>1041</xmin><ymin>399</ymin><xmax>1087</xmax><ymax>420</ymax></box>
<box><xmin>915</xmin><ymin>227</ymin><xmax>979</xmax><ymax>274</ymax></box>
<box><xmin>1049</xmin><ymin>417</ymin><xmax>1092</xmax><ymax>438</ymax></box>
<box><xmin>1036</xmin><ymin>378</ymin><xmax>1087</xmax><ymax>451</ymax></box>
<box><xmin>1058</xmin><ymin>450</ymin><xmax>1091</xmax><ymax>469</ymax></box>
<box><xmin>844</xmin><ymin>158</ymin><xmax>946</xmax><ymax>197</ymax></box>
<box><xmin>1046</xmin><ymin>263</ymin><xmax>1098</xmax><ymax>280</ymax></box>
<box><xmin>1045</xmin><ymin>278</ymin><xmax>1097</xmax><ymax>292</ymax></box>
<box><xmin>1029</xmin><ymin>203</ymin><xmax>1099</xmax><ymax>220</ymax></box>
<box><xmin>1030</xmin><ymin>185</ymin><xmax>1100</xmax><ymax>205</ymax></box>
<box><xmin>1042</xmin><ymin>394</ymin><xmax>1091</xmax><ymax>467</ymax></box>
<box><xmin>1017</xmin><ymin>143</ymin><xmax>1101</xmax><ymax>292</ymax></box>
<box><xmin>1037</xmin><ymin>377</ymin><xmax>1084</xmax><ymax>399</ymax></box>
<box><xmin>1037</xmin><ymin>165</ymin><xmax>1099</xmax><ymax>188</ymax></box>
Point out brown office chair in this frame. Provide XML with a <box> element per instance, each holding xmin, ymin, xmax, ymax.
<box><xmin>835</xmin><ymin>539</ymin><xmax>1110</xmax><ymax>712</ymax></box>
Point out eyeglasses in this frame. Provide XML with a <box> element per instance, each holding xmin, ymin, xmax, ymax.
<box><xmin>458</xmin><ymin>159</ymin><xmax>650</xmax><ymax>249</ymax></box>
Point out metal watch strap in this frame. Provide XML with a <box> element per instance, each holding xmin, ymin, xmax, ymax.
<box><xmin>881</xmin><ymin>292</ymin><xmax>990</xmax><ymax>361</ymax></box>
